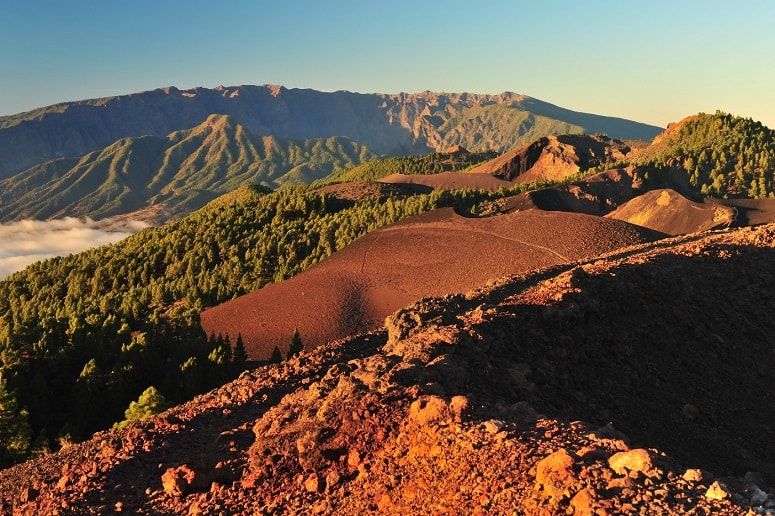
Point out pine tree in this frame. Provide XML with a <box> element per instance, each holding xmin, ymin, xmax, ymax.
<box><xmin>233</xmin><ymin>334</ymin><xmax>248</xmax><ymax>368</ymax></box>
<box><xmin>0</xmin><ymin>377</ymin><xmax>32</xmax><ymax>467</ymax></box>
<box><xmin>288</xmin><ymin>328</ymin><xmax>303</xmax><ymax>359</ymax></box>
<box><xmin>114</xmin><ymin>386</ymin><xmax>171</xmax><ymax>429</ymax></box>
<box><xmin>269</xmin><ymin>345</ymin><xmax>283</xmax><ymax>363</ymax></box>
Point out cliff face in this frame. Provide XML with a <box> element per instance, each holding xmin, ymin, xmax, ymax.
<box><xmin>467</xmin><ymin>134</ymin><xmax>633</xmax><ymax>182</ymax></box>
<box><xmin>0</xmin><ymin>85</ymin><xmax>663</xmax><ymax>179</ymax></box>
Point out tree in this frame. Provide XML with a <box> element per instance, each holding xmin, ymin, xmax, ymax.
<box><xmin>0</xmin><ymin>377</ymin><xmax>32</xmax><ymax>467</ymax></box>
<box><xmin>288</xmin><ymin>328</ymin><xmax>303</xmax><ymax>359</ymax></box>
<box><xmin>233</xmin><ymin>334</ymin><xmax>248</xmax><ymax>368</ymax></box>
<box><xmin>114</xmin><ymin>386</ymin><xmax>171</xmax><ymax>429</ymax></box>
<box><xmin>269</xmin><ymin>345</ymin><xmax>283</xmax><ymax>364</ymax></box>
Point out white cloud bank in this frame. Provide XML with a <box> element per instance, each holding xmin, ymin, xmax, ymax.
<box><xmin>0</xmin><ymin>218</ymin><xmax>149</xmax><ymax>279</ymax></box>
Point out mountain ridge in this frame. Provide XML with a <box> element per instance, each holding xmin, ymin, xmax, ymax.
<box><xmin>0</xmin><ymin>114</ymin><xmax>376</xmax><ymax>222</ymax></box>
<box><xmin>0</xmin><ymin>85</ymin><xmax>663</xmax><ymax>179</ymax></box>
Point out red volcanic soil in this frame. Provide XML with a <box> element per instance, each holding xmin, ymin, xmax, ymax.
<box><xmin>606</xmin><ymin>188</ymin><xmax>736</xmax><ymax>235</ymax></box>
<box><xmin>378</xmin><ymin>171</ymin><xmax>513</xmax><ymax>191</ymax></box>
<box><xmin>201</xmin><ymin>208</ymin><xmax>663</xmax><ymax>360</ymax></box>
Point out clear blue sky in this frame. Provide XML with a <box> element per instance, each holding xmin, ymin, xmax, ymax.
<box><xmin>1</xmin><ymin>0</ymin><xmax>773</xmax><ymax>128</ymax></box>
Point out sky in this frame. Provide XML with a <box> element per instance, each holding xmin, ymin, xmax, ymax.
<box><xmin>0</xmin><ymin>0</ymin><xmax>773</xmax><ymax>277</ymax></box>
<box><xmin>0</xmin><ymin>0</ymin><xmax>774</xmax><ymax>129</ymax></box>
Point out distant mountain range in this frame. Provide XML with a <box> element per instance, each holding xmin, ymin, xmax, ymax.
<box><xmin>0</xmin><ymin>85</ymin><xmax>663</xmax><ymax>181</ymax></box>
<box><xmin>0</xmin><ymin>115</ymin><xmax>375</xmax><ymax>221</ymax></box>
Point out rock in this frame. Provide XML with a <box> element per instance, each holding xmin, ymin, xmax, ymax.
<box><xmin>746</xmin><ymin>484</ymin><xmax>768</xmax><ymax>506</ymax></box>
<box><xmin>161</xmin><ymin>465</ymin><xmax>208</xmax><ymax>497</ymax></box>
<box><xmin>408</xmin><ymin>396</ymin><xmax>450</xmax><ymax>427</ymax></box>
<box><xmin>449</xmin><ymin>395</ymin><xmax>469</xmax><ymax>422</ymax></box>
<box><xmin>305</xmin><ymin>473</ymin><xmax>321</xmax><ymax>493</ymax></box>
<box><xmin>608</xmin><ymin>449</ymin><xmax>659</xmax><ymax>478</ymax></box>
<box><xmin>483</xmin><ymin>420</ymin><xmax>506</xmax><ymax>434</ymax></box>
<box><xmin>325</xmin><ymin>470</ymin><xmax>341</xmax><ymax>490</ymax></box>
<box><xmin>535</xmin><ymin>449</ymin><xmax>578</xmax><ymax>501</ymax></box>
<box><xmin>570</xmin><ymin>488</ymin><xmax>596</xmax><ymax>516</ymax></box>
<box><xmin>682</xmin><ymin>468</ymin><xmax>706</xmax><ymax>482</ymax></box>
<box><xmin>705</xmin><ymin>480</ymin><xmax>731</xmax><ymax>500</ymax></box>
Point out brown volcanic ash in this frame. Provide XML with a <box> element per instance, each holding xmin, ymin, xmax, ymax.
<box><xmin>467</xmin><ymin>134</ymin><xmax>632</xmax><ymax>183</ymax></box>
<box><xmin>606</xmin><ymin>188</ymin><xmax>737</xmax><ymax>235</ymax></box>
<box><xmin>200</xmin><ymin>207</ymin><xmax>663</xmax><ymax>360</ymax></box>
<box><xmin>4</xmin><ymin>224</ymin><xmax>775</xmax><ymax>514</ymax></box>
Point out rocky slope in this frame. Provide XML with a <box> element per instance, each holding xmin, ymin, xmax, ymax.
<box><xmin>2</xmin><ymin>223</ymin><xmax>774</xmax><ymax>514</ymax></box>
<box><xmin>0</xmin><ymin>86</ymin><xmax>663</xmax><ymax>179</ymax></box>
<box><xmin>467</xmin><ymin>134</ymin><xmax>633</xmax><ymax>182</ymax></box>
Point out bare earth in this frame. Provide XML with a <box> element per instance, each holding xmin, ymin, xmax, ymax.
<box><xmin>3</xmin><ymin>223</ymin><xmax>774</xmax><ymax>514</ymax></box>
<box><xmin>201</xmin><ymin>208</ymin><xmax>663</xmax><ymax>360</ymax></box>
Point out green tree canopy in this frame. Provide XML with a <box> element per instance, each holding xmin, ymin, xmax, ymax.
<box><xmin>114</xmin><ymin>386</ymin><xmax>171</xmax><ymax>429</ymax></box>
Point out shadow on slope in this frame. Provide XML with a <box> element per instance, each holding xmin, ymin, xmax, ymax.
<box><xmin>462</xmin><ymin>240</ymin><xmax>775</xmax><ymax>480</ymax></box>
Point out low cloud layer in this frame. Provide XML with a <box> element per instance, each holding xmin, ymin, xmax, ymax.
<box><xmin>0</xmin><ymin>218</ymin><xmax>149</xmax><ymax>279</ymax></box>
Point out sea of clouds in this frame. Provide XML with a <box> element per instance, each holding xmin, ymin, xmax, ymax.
<box><xmin>0</xmin><ymin>218</ymin><xmax>149</xmax><ymax>279</ymax></box>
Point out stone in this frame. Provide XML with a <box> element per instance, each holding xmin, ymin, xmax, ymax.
<box><xmin>535</xmin><ymin>449</ymin><xmax>577</xmax><ymax>501</ymax></box>
<box><xmin>570</xmin><ymin>488</ymin><xmax>596</xmax><ymax>516</ymax></box>
<box><xmin>408</xmin><ymin>396</ymin><xmax>450</xmax><ymax>427</ymax></box>
<box><xmin>483</xmin><ymin>420</ymin><xmax>506</xmax><ymax>434</ymax></box>
<box><xmin>682</xmin><ymin>468</ymin><xmax>706</xmax><ymax>482</ymax></box>
<box><xmin>608</xmin><ymin>449</ymin><xmax>658</xmax><ymax>477</ymax></box>
<box><xmin>305</xmin><ymin>473</ymin><xmax>321</xmax><ymax>493</ymax></box>
<box><xmin>449</xmin><ymin>395</ymin><xmax>469</xmax><ymax>422</ymax></box>
<box><xmin>746</xmin><ymin>484</ymin><xmax>768</xmax><ymax>506</ymax></box>
<box><xmin>705</xmin><ymin>481</ymin><xmax>730</xmax><ymax>500</ymax></box>
<box><xmin>161</xmin><ymin>465</ymin><xmax>207</xmax><ymax>497</ymax></box>
<box><xmin>325</xmin><ymin>470</ymin><xmax>341</xmax><ymax>490</ymax></box>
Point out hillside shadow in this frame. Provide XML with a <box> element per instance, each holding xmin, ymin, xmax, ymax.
<box><xmin>464</xmin><ymin>245</ymin><xmax>775</xmax><ymax>482</ymax></box>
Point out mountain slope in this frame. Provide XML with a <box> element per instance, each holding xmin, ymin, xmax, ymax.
<box><xmin>467</xmin><ymin>134</ymin><xmax>632</xmax><ymax>182</ymax></box>
<box><xmin>632</xmin><ymin>111</ymin><xmax>775</xmax><ymax>198</ymax></box>
<box><xmin>201</xmin><ymin>207</ymin><xmax>664</xmax><ymax>359</ymax></box>
<box><xmin>2</xmin><ymin>223</ymin><xmax>773</xmax><ymax>514</ymax></box>
<box><xmin>605</xmin><ymin>188</ymin><xmax>736</xmax><ymax>235</ymax></box>
<box><xmin>0</xmin><ymin>85</ymin><xmax>663</xmax><ymax>179</ymax></box>
<box><xmin>0</xmin><ymin>114</ymin><xmax>376</xmax><ymax>222</ymax></box>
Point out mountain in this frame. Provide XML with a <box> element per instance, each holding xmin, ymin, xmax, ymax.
<box><xmin>0</xmin><ymin>114</ymin><xmax>376</xmax><ymax>222</ymax></box>
<box><xmin>467</xmin><ymin>134</ymin><xmax>633</xmax><ymax>182</ymax></box>
<box><xmin>2</xmin><ymin>222</ymin><xmax>774</xmax><ymax>514</ymax></box>
<box><xmin>0</xmin><ymin>85</ymin><xmax>663</xmax><ymax>179</ymax></box>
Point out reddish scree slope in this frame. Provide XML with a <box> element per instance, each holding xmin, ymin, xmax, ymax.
<box><xmin>201</xmin><ymin>208</ymin><xmax>663</xmax><ymax>359</ymax></box>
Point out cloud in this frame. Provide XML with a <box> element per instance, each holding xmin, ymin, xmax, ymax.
<box><xmin>0</xmin><ymin>217</ymin><xmax>149</xmax><ymax>279</ymax></box>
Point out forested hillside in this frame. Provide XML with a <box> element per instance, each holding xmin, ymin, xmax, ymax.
<box><xmin>322</xmin><ymin>148</ymin><xmax>498</xmax><ymax>183</ymax></box>
<box><xmin>0</xmin><ymin>115</ymin><xmax>376</xmax><ymax>223</ymax></box>
<box><xmin>633</xmin><ymin>111</ymin><xmax>775</xmax><ymax>197</ymax></box>
<box><xmin>0</xmin><ymin>182</ymin><xmax>509</xmax><ymax>466</ymax></box>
